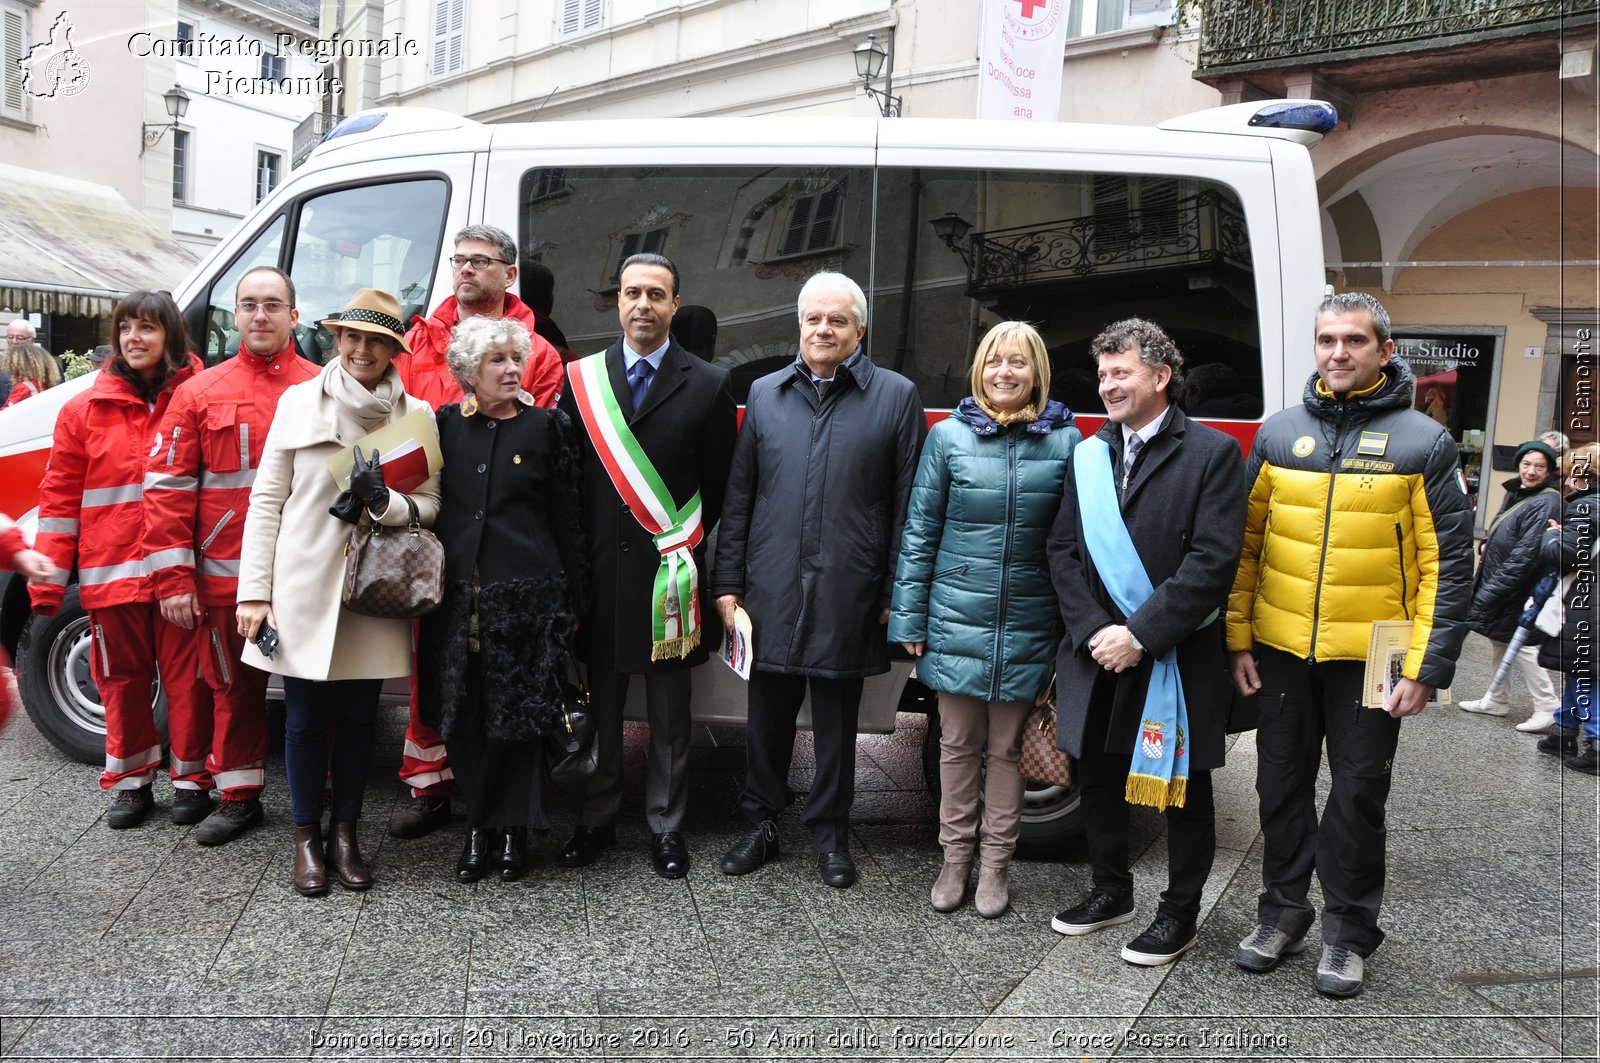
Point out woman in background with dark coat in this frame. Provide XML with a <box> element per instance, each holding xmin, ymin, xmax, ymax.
<box><xmin>419</xmin><ymin>316</ymin><xmax>588</xmax><ymax>884</ymax></box>
<box><xmin>890</xmin><ymin>321</ymin><xmax>1077</xmax><ymax>918</ymax></box>
<box><xmin>1457</xmin><ymin>440</ymin><xmax>1564</xmax><ymax>731</ymax></box>
<box><xmin>1537</xmin><ymin>442</ymin><xmax>1599</xmax><ymax>773</ymax></box>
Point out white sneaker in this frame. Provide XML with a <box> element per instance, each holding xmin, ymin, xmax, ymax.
<box><xmin>1516</xmin><ymin>710</ymin><xmax>1557</xmax><ymax>733</ymax></box>
<box><xmin>1458</xmin><ymin>696</ymin><xmax>1509</xmax><ymax>717</ymax></box>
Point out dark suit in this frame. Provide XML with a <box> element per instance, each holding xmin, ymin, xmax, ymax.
<box><xmin>1046</xmin><ymin>406</ymin><xmax>1245</xmax><ymax>923</ymax></box>
<box><xmin>560</xmin><ymin>339</ymin><xmax>737</xmax><ymax>833</ymax></box>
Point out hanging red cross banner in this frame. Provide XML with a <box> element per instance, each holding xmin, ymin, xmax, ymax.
<box><xmin>976</xmin><ymin>0</ymin><xmax>1069</xmax><ymax>121</ymax></box>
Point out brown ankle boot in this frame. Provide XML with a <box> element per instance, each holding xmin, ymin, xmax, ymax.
<box><xmin>293</xmin><ymin>825</ymin><xmax>328</xmax><ymax>897</ymax></box>
<box><xmin>325</xmin><ymin>821</ymin><xmax>372</xmax><ymax>891</ymax></box>
<box><xmin>931</xmin><ymin>860</ymin><xmax>971</xmax><ymax>912</ymax></box>
<box><xmin>974</xmin><ymin>863</ymin><xmax>1010</xmax><ymax>918</ymax></box>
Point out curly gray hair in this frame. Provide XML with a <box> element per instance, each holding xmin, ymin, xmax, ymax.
<box><xmin>446</xmin><ymin>316</ymin><xmax>532</xmax><ymax>392</ymax></box>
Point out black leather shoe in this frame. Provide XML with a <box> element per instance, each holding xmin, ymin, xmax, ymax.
<box><xmin>720</xmin><ymin>820</ymin><xmax>780</xmax><ymax>876</ymax></box>
<box><xmin>457</xmin><ymin>829</ymin><xmax>493</xmax><ymax>884</ymax></box>
<box><xmin>499</xmin><ymin>826</ymin><xmax>528</xmax><ymax>882</ymax></box>
<box><xmin>817</xmin><ymin>851</ymin><xmax>856</xmax><ymax>889</ymax></box>
<box><xmin>651</xmin><ymin>831</ymin><xmax>689</xmax><ymax>879</ymax></box>
<box><xmin>558</xmin><ymin>823</ymin><xmax>615</xmax><ymax>868</ymax></box>
<box><xmin>1121</xmin><ymin>913</ymin><xmax>1198</xmax><ymax>966</ymax></box>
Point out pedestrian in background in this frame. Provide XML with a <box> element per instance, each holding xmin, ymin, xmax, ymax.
<box><xmin>1457</xmin><ymin>440</ymin><xmax>1563</xmax><ymax>730</ymax></box>
<box><xmin>236</xmin><ymin>288</ymin><xmax>441</xmax><ymax>897</ymax></box>
<box><xmin>1</xmin><ymin>343</ymin><xmax>61</xmax><ymax>407</ymax></box>
<box><xmin>1537</xmin><ymin>442</ymin><xmax>1600</xmax><ymax>773</ymax></box>
<box><xmin>890</xmin><ymin>321</ymin><xmax>1077</xmax><ymax>917</ymax></box>
<box><xmin>30</xmin><ymin>292</ymin><xmax>210</xmax><ymax>829</ymax></box>
<box><xmin>420</xmin><ymin>316</ymin><xmax>589</xmax><ymax>884</ymax></box>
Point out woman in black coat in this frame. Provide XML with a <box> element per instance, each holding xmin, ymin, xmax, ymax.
<box><xmin>1538</xmin><ymin>442</ymin><xmax>1599</xmax><ymax>772</ymax></box>
<box><xmin>1458</xmin><ymin>440</ymin><xmax>1563</xmax><ymax>730</ymax></box>
<box><xmin>418</xmin><ymin>316</ymin><xmax>588</xmax><ymax>883</ymax></box>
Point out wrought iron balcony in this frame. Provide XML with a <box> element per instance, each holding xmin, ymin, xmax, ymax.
<box><xmin>964</xmin><ymin>190</ymin><xmax>1250</xmax><ymax>296</ymax></box>
<box><xmin>1195</xmin><ymin>0</ymin><xmax>1594</xmax><ymax>80</ymax></box>
<box><xmin>292</xmin><ymin>111</ymin><xmax>341</xmax><ymax>170</ymax></box>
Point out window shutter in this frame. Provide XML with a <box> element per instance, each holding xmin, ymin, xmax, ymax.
<box><xmin>2</xmin><ymin>9</ymin><xmax>25</xmax><ymax>117</ymax></box>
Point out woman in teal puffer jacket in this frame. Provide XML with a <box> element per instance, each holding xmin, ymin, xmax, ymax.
<box><xmin>890</xmin><ymin>321</ymin><xmax>1079</xmax><ymax>918</ymax></box>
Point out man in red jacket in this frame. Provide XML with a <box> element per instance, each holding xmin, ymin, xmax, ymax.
<box><xmin>387</xmin><ymin>224</ymin><xmax>564</xmax><ymax>837</ymax></box>
<box><xmin>144</xmin><ymin>267</ymin><xmax>320</xmax><ymax>844</ymax></box>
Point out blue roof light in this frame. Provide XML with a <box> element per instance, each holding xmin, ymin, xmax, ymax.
<box><xmin>324</xmin><ymin>113</ymin><xmax>388</xmax><ymax>143</ymax></box>
<box><xmin>1248</xmin><ymin>101</ymin><xmax>1338</xmax><ymax>134</ymax></box>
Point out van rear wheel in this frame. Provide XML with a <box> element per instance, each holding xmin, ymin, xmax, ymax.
<box><xmin>17</xmin><ymin>586</ymin><xmax>168</xmax><ymax>765</ymax></box>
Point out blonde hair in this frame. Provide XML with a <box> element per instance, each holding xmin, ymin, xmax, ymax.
<box><xmin>1</xmin><ymin>343</ymin><xmax>60</xmax><ymax>389</ymax></box>
<box><xmin>969</xmin><ymin>321</ymin><xmax>1051</xmax><ymax>419</ymax></box>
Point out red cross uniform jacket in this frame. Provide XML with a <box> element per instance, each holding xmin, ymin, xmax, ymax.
<box><xmin>143</xmin><ymin>343</ymin><xmax>321</xmax><ymax>607</ymax></box>
<box><xmin>397</xmin><ymin>293</ymin><xmax>564</xmax><ymax>410</ymax></box>
<box><xmin>30</xmin><ymin>356</ymin><xmax>203</xmax><ymax>616</ymax></box>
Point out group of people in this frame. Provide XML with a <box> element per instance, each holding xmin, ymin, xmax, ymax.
<box><xmin>16</xmin><ymin>217</ymin><xmax>1588</xmax><ymax>1002</ymax></box>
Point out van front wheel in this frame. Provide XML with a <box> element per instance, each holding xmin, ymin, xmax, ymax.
<box><xmin>16</xmin><ymin>586</ymin><xmax>168</xmax><ymax>765</ymax></box>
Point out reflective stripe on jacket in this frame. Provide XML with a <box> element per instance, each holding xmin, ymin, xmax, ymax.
<box><xmin>30</xmin><ymin>358</ymin><xmax>202</xmax><ymax>615</ymax></box>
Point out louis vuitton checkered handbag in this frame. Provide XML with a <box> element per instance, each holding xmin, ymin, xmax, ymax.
<box><xmin>340</xmin><ymin>494</ymin><xmax>444</xmax><ymax>619</ymax></box>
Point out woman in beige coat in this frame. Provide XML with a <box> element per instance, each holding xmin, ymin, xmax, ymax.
<box><xmin>237</xmin><ymin>289</ymin><xmax>441</xmax><ymax>897</ymax></box>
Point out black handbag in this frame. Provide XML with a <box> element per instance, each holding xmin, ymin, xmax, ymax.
<box><xmin>545</xmin><ymin>658</ymin><xmax>597</xmax><ymax>786</ymax></box>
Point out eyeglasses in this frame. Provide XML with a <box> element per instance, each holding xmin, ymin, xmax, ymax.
<box><xmin>236</xmin><ymin>300</ymin><xmax>292</xmax><ymax>315</ymax></box>
<box><xmin>449</xmin><ymin>254</ymin><xmax>510</xmax><ymax>270</ymax></box>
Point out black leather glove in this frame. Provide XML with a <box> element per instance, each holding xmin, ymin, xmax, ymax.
<box><xmin>349</xmin><ymin>445</ymin><xmax>390</xmax><ymax>514</ymax></box>
<box><xmin>328</xmin><ymin>490</ymin><xmax>362</xmax><ymax>524</ymax></box>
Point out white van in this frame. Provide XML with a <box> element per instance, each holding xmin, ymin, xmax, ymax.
<box><xmin>0</xmin><ymin>100</ymin><xmax>1333</xmax><ymax>854</ymax></box>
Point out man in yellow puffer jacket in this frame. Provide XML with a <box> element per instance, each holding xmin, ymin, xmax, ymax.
<box><xmin>1226</xmin><ymin>292</ymin><xmax>1473</xmax><ymax>999</ymax></box>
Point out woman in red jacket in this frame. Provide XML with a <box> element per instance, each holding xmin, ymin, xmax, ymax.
<box><xmin>31</xmin><ymin>291</ymin><xmax>211</xmax><ymax>829</ymax></box>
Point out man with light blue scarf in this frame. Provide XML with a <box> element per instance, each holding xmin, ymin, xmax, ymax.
<box><xmin>1046</xmin><ymin>319</ymin><xmax>1246</xmax><ymax>966</ymax></box>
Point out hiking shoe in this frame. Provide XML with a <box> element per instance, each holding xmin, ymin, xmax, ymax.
<box><xmin>194</xmin><ymin>797</ymin><xmax>265</xmax><ymax>846</ymax></box>
<box><xmin>106</xmin><ymin>785</ymin><xmax>154</xmax><ymax>830</ymax></box>
<box><xmin>170</xmin><ymin>788</ymin><xmax>214</xmax><ymax>826</ymax></box>
<box><xmin>1565</xmin><ymin>741</ymin><xmax>1600</xmax><ymax>775</ymax></box>
<box><xmin>1121</xmin><ymin>913</ymin><xmax>1197</xmax><ymax>966</ymax></box>
<box><xmin>1313</xmin><ymin>944</ymin><xmax>1365</xmax><ymax>998</ymax></box>
<box><xmin>1538</xmin><ymin>729</ymin><xmax>1579</xmax><ymax>757</ymax></box>
<box><xmin>1235</xmin><ymin>922</ymin><xmax>1309</xmax><ymax>972</ymax></box>
<box><xmin>1051</xmin><ymin>890</ymin><xmax>1135</xmax><ymax>936</ymax></box>
<box><xmin>388</xmin><ymin>794</ymin><xmax>450</xmax><ymax>838</ymax></box>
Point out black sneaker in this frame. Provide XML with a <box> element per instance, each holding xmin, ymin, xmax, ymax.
<box><xmin>170</xmin><ymin>789</ymin><xmax>214</xmax><ymax>826</ymax></box>
<box><xmin>1564</xmin><ymin>741</ymin><xmax>1600</xmax><ymax>775</ymax></box>
<box><xmin>106</xmin><ymin>785</ymin><xmax>154</xmax><ymax>830</ymax></box>
<box><xmin>1538</xmin><ymin>729</ymin><xmax>1578</xmax><ymax>757</ymax></box>
<box><xmin>388</xmin><ymin>794</ymin><xmax>451</xmax><ymax>839</ymax></box>
<box><xmin>1234</xmin><ymin>922</ymin><xmax>1309</xmax><ymax>972</ymax></box>
<box><xmin>1121</xmin><ymin>913</ymin><xmax>1198</xmax><ymax>966</ymax></box>
<box><xmin>720</xmin><ymin>820</ymin><xmax>780</xmax><ymax>876</ymax></box>
<box><xmin>194</xmin><ymin>797</ymin><xmax>265</xmax><ymax>846</ymax></box>
<box><xmin>1313</xmin><ymin>944</ymin><xmax>1365</xmax><ymax>998</ymax></box>
<box><xmin>1050</xmin><ymin>890</ymin><xmax>1135</xmax><ymax>936</ymax></box>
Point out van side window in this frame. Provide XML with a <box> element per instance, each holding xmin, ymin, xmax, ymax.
<box><xmin>199</xmin><ymin>179</ymin><xmax>448</xmax><ymax>366</ymax></box>
<box><xmin>876</xmin><ymin>167</ymin><xmax>1263</xmax><ymax>417</ymax></box>
<box><xmin>521</xmin><ymin>165</ymin><xmax>872</xmax><ymax>397</ymax></box>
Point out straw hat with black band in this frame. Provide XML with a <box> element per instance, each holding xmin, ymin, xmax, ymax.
<box><xmin>320</xmin><ymin>288</ymin><xmax>412</xmax><ymax>354</ymax></box>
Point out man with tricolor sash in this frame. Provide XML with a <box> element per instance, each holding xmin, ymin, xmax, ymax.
<box><xmin>558</xmin><ymin>253</ymin><xmax>737</xmax><ymax>880</ymax></box>
<box><xmin>1227</xmin><ymin>292</ymin><xmax>1472</xmax><ymax>998</ymax></box>
<box><xmin>1046</xmin><ymin>319</ymin><xmax>1246</xmax><ymax>967</ymax></box>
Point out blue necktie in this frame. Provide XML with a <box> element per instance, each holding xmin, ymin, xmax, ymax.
<box><xmin>630</xmin><ymin>359</ymin><xmax>654</xmax><ymax>410</ymax></box>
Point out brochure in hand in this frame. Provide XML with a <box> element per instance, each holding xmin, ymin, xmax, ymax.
<box><xmin>324</xmin><ymin>407</ymin><xmax>443</xmax><ymax>495</ymax></box>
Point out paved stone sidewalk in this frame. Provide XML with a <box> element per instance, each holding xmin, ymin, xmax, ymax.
<box><xmin>0</xmin><ymin>632</ymin><xmax>1594</xmax><ymax>1061</ymax></box>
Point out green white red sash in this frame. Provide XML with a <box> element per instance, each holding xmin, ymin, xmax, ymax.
<box><xmin>569</xmin><ymin>352</ymin><xmax>703</xmax><ymax>659</ymax></box>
